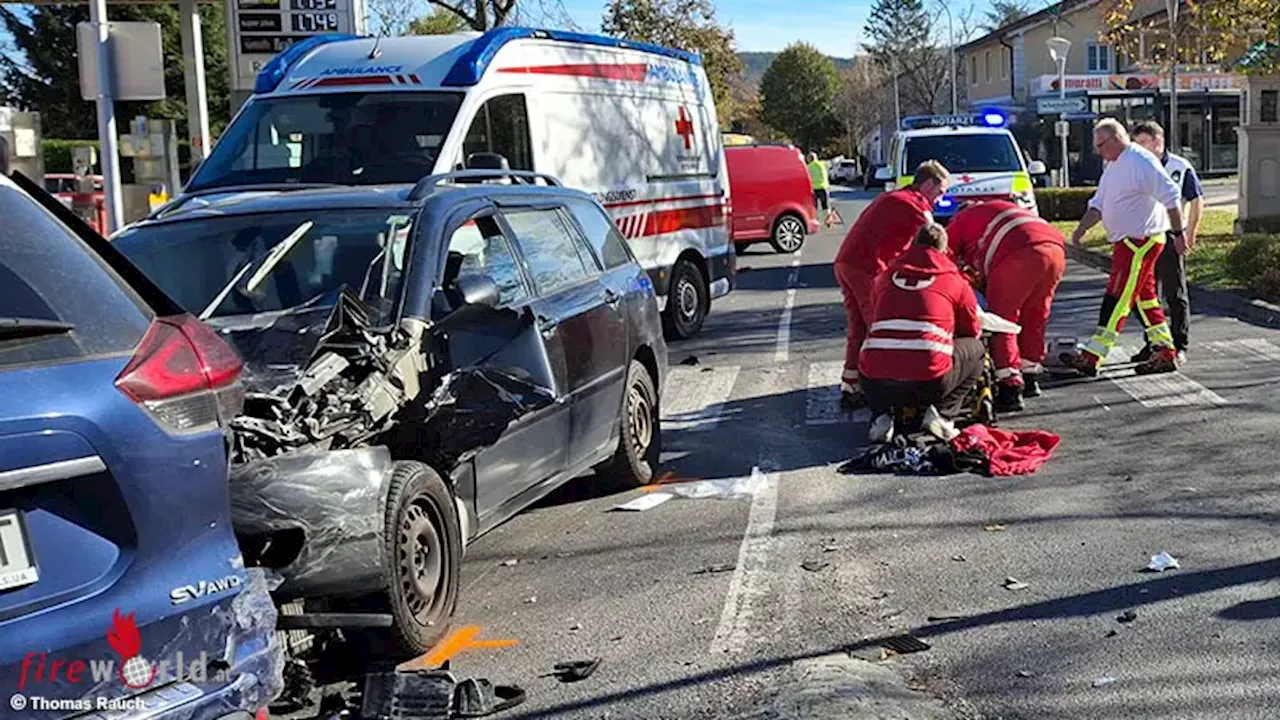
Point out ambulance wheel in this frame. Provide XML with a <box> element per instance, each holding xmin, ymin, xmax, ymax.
<box><xmin>663</xmin><ymin>259</ymin><xmax>708</xmax><ymax>340</ymax></box>
<box><xmin>770</xmin><ymin>214</ymin><xmax>806</xmax><ymax>254</ymax></box>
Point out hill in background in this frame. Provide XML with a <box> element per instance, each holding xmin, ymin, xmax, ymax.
<box><xmin>738</xmin><ymin>51</ymin><xmax>855</xmax><ymax>86</ymax></box>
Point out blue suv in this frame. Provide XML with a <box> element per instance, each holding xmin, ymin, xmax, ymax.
<box><xmin>0</xmin><ymin>172</ymin><xmax>281</xmax><ymax>719</ymax></box>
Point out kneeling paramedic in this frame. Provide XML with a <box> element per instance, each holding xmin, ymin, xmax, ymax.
<box><xmin>834</xmin><ymin>160</ymin><xmax>951</xmax><ymax>408</ymax></box>
<box><xmin>860</xmin><ymin>223</ymin><xmax>984</xmax><ymax>443</ymax></box>
<box><xmin>945</xmin><ymin>199</ymin><xmax>1066</xmax><ymax>412</ymax></box>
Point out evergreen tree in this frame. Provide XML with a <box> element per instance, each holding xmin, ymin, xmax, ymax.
<box><xmin>759</xmin><ymin>42</ymin><xmax>842</xmax><ymax>151</ymax></box>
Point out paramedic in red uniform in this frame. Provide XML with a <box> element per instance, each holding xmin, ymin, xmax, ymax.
<box><xmin>945</xmin><ymin>199</ymin><xmax>1066</xmax><ymax>412</ymax></box>
<box><xmin>835</xmin><ymin>160</ymin><xmax>951</xmax><ymax>408</ymax></box>
<box><xmin>859</xmin><ymin>223</ymin><xmax>983</xmax><ymax>443</ymax></box>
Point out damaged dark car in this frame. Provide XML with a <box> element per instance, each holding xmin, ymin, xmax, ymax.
<box><xmin>112</xmin><ymin>171</ymin><xmax>669</xmax><ymax>654</ymax></box>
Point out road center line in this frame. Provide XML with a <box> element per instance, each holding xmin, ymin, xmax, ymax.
<box><xmin>774</xmin><ymin>256</ymin><xmax>803</xmax><ymax>363</ymax></box>
<box><xmin>709</xmin><ymin>458</ymin><xmax>780</xmax><ymax>656</ymax></box>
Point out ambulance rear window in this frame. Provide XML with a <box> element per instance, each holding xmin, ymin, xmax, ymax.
<box><xmin>903</xmin><ymin>134</ymin><xmax>1022</xmax><ymax>174</ymax></box>
<box><xmin>187</xmin><ymin>91</ymin><xmax>464</xmax><ymax>191</ymax></box>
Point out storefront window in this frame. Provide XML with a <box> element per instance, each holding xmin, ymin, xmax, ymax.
<box><xmin>1210</xmin><ymin>95</ymin><xmax>1240</xmax><ymax>172</ymax></box>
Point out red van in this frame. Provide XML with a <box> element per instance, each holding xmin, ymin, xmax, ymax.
<box><xmin>725</xmin><ymin>144</ymin><xmax>820</xmax><ymax>254</ymax></box>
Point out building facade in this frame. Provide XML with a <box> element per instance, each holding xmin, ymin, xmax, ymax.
<box><xmin>957</xmin><ymin>0</ymin><xmax>1242</xmax><ymax>182</ymax></box>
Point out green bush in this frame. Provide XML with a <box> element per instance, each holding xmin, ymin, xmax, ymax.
<box><xmin>1034</xmin><ymin>187</ymin><xmax>1097</xmax><ymax>221</ymax></box>
<box><xmin>42</xmin><ymin>139</ymin><xmax>100</xmax><ymax>174</ymax></box>
<box><xmin>1225</xmin><ymin>233</ymin><xmax>1280</xmax><ymax>301</ymax></box>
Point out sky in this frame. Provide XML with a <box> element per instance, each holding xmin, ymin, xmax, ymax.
<box><xmin>558</xmin><ymin>0</ymin><xmax>1003</xmax><ymax>57</ymax></box>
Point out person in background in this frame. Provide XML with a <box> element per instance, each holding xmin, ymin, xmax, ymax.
<box><xmin>1129</xmin><ymin>120</ymin><xmax>1203</xmax><ymax>365</ymax></box>
<box><xmin>1061</xmin><ymin>118</ymin><xmax>1186</xmax><ymax>376</ymax></box>
<box><xmin>833</xmin><ymin>160</ymin><xmax>951</xmax><ymax>409</ymax></box>
<box><xmin>807</xmin><ymin>152</ymin><xmax>830</xmax><ymax>218</ymax></box>
<box><xmin>945</xmin><ymin>199</ymin><xmax>1066</xmax><ymax>412</ymax></box>
<box><xmin>859</xmin><ymin>223</ymin><xmax>983</xmax><ymax>444</ymax></box>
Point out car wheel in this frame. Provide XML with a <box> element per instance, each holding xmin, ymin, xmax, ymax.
<box><xmin>770</xmin><ymin>214</ymin><xmax>806</xmax><ymax>254</ymax></box>
<box><xmin>379</xmin><ymin>461</ymin><xmax>461</xmax><ymax>656</ymax></box>
<box><xmin>662</xmin><ymin>258</ymin><xmax>708</xmax><ymax>340</ymax></box>
<box><xmin>600</xmin><ymin>360</ymin><xmax>661</xmax><ymax>487</ymax></box>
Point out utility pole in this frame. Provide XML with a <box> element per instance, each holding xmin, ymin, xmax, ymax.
<box><xmin>936</xmin><ymin>1</ymin><xmax>957</xmax><ymax>113</ymax></box>
<box><xmin>89</xmin><ymin>0</ymin><xmax>123</xmax><ymax>233</ymax></box>
<box><xmin>1166</xmin><ymin>0</ymin><xmax>1180</xmax><ymax>154</ymax></box>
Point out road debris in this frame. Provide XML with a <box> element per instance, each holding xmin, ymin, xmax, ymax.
<box><xmin>927</xmin><ymin>614</ymin><xmax>966</xmax><ymax>622</ymax></box>
<box><xmin>879</xmin><ymin>634</ymin><xmax>931</xmax><ymax>655</ymax></box>
<box><xmin>952</xmin><ymin>554</ymin><xmax>967</xmax><ymax>562</ymax></box>
<box><xmin>360</xmin><ymin>669</ymin><xmax>454</xmax><ymax>720</ymax></box>
<box><xmin>667</xmin><ymin>468</ymin><xmax>767</xmax><ymax>500</ymax></box>
<box><xmin>1003</xmin><ymin>576</ymin><xmax>1030</xmax><ymax>591</ymax></box>
<box><xmin>524</xmin><ymin>595</ymin><xmax>537</xmax><ymax>604</ymax></box>
<box><xmin>1016</xmin><ymin>670</ymin><xmax>1035</xmax><ymax>678</ymax></box>
<box><xmin>499</xmin><ymin>559</ymin><xmax>518</xmax><ymax>567</ymax></box>
<box><xmin>679</xmin><ymin>355</ymin><xmax>700</xmax><ymax>366</ymax></box>
<box><xmin>550</xmin><ymin>658</ymin><xmax>601</xmax><ymax>683</ymax></box>
<box><xmin>1117</xmin><ymin>610</ymin><xmax>1138</xmax><ymax>624</ymax></box>
<box><xmin>569</xmin><ymin>623</ymin><xmax>583</xmax><ymax>632</ymax></box>
<box><xmin>453</xmin><ymin>677</ymin><xmax>528</xmax><ymax>717</ymax></box>
<box><xmin>801</xmin><ymin>560</ymin><xmax>832</xmax><ymax>572</ymax></box>
<box><xmin>612</xmin><ymin>493</ymin><xmax>674</xmax><ymax>512</ymax></box>
<box><xmin>1105</xmin><ymin>629</ymin><xmax>1120</xmax><ymax>638</ymax></box>
<box><xmin>1093</xmin><ymin>676</ymin><xmax>1117</xmax><ymax>688</ymax></box>
<box><xmin>822</xmin><ymin>544</ymin><xmax>840</xmax><ymax>553</ymax></box>
<box><xmin>1147</xmin><ymin>552</ymin><xmax>1181</xmax><ymax>572</ymax></box>
<box><xmin>691</xmin><ymin>563</ymin><xmax>737</xmax><ymax>575</ymax></box>
<box><xmin>984</xmin><ymin>524</ymin><xmax>1007</xmax><ymax>532</ymax></box>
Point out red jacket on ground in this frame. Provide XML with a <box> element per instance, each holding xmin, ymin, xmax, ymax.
<box><xmin>946</xmin><ymin>200</ymin><xmax>1065</xmax><ymax>277</ymax></box>
<box><xmin>859</xmin><ymin>245</ymin><xmax>982</xmax><ymax>383</ymax></box>
<box><xmin>834</xmin><ymin>187</ymin><xmax>935</xmax><ymax>275</ymax></box>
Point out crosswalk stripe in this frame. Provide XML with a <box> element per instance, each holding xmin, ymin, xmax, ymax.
<box><xmin>661</xmin><ymin>366</ymin><xmax>740</xmax><ymax>431</ymax></box>
<box><xmin>1110</xmin><ymin>372</ymin><xmax>1228</xmax><ymax>407</ymax></box>
<box><xmin>1199</xmin><ymin>338</ymin><xmax>1280</xmax><ymax>363</ymax></box>
<box><xmin>805</xmin><ymin>361</ymin><xmax>869</xmax><ymax>425</ymax></box>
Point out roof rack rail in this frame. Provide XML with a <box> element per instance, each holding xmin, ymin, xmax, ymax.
<box><xmin>407</xmin><ymin>169</ymin><xmax>563</xmax><ymax>200</ymax></box>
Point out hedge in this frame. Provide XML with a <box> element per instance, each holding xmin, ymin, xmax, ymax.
<box><xmin>1034</xmin><ymin>187</ymin><xmax>1096</xmax><ymax>221</ymax></box>
<box><xmin>1226</xmin><ymin>234</ymin><xmax>1280</xmax><ymax>301</ymax></box>
<box><xmin>42</xmin><ymin>140</ymin><xmax>100</xmax><ymax>174</ymax></box>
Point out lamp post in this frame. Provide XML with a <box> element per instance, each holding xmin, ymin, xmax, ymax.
<box><xmin>1047</xmin><ymin>36</ymin><xmax>1072</xmax><ymax>187</ymax></box>
<box><xmin>937</xmin><ymin>1</ymin><xmax>958</xmax><ymax>114</ymax></box>
<box><xmin>1166</xmin><ymin>0</ymin><xmax>1179</xmax><ymax>154</ymax></box>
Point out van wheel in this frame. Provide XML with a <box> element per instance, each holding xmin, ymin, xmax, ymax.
<box><xmin>663</xmin><ymin>259</ymin><xmax>708</xmax><ymax>340</ymax></box>
<box><xmin>770</xmin><ymin>214</ymin><xmax>806</xmax><ymax>254</ymax></box>
<box><xmin>599</xmin><ymin>360</ymin><xmax>660</xmax><ymax>488</ymax></box>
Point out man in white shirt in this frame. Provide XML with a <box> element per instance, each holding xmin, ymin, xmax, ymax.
<box><xmin>1061</xmin><ymin>118</ymin><xmax>1187</xmax><ymax>376</ymax></box>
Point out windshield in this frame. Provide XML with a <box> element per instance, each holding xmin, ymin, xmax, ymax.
<box><xmin>904</xmin><ymin>134</ymin><xmax>1023</xmax><ymax>175</ymax></box>
<box><xmin>187</xmin><ymin>92</ymin><xmax>464</xmax><ymax>191</ymax></box>
<box><xmin>113</xmin><ymin>209</ymin><xmax>415</xmax><ymax>323</ymax></box>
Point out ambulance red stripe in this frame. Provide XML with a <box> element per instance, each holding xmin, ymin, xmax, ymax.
<box><xmin>312</xmin><ymin>75</ymin><xmax>397</xmax><ymax>87</ymax></box>
<box><xmin>635</xmin><ymin>204</ymin><xmax>724</xmax><ymax>238</ymax></box>
<box><xmin>602</xmin><ymin>192</ymin><xmax>722</xmax><ymax>210</ymax></box>
<box><xmin>497</xmin><ymin>63</ymin><xmax>649</xmax><ymax>82</ymax></box>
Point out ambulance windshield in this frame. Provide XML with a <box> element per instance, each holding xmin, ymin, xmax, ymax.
<box><xmin>187</xmin><ymin>92</ymin><xmax>463</xmax><ymax>191</ymax></box>
<box><xmin>903</xmin><ymin>135</ymin><xmax>1023</xmax><ymax>174</ymax></box>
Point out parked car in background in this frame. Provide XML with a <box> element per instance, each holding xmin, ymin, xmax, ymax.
<box><xmin>725</xmin><ymin>144</ymin><xmax>819</xmax><ymax>254</ymax></box>
<box><xmin>863</xmin><ymin>164</ymin><xmax>882</xmax><ymax>191</ymax></box>
<box><xmin>112</xmin><ymin>169</ymin><xmax>668</xmax><ymax>656</ymax></box>
<box><xmin>828</xmin><ymin>159</ymin><xmax>860</xmax><ymax>185</ymax></box>
<box><xmin>0</xmin><ymin>171</ymin><xmax>281</xmax><ymax>720</ymax></box>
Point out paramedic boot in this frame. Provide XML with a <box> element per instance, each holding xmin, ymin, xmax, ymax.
<box><xmin>868</xmin><ymin>413</ymin><xmax>894</xmax><ymax>444</ymax></box>
<box><xmin>1059</xmin><ymin>350</ymin><xmax>1099</xmax><ymax>378</ymax></box>
<box><xmin>840</xmin><ymin>382</ymin><xmax>866</xmax><ymax>411</ymax></box>
<box><xmin>1135</xmin><ymin>346</ymin><xmax>1180</xmax><ymax>375</ymax></box>
<box><xmin>1023</xmin><ymin>373</ymin><xmax>1042</xmax><ymax>398</ymax></box>
<box><xmin>922</xmin><ymin>405</ymin><xmax>959</xmax><ymax>441</ymax></box>
<box><xmin>995</xmin><ymin>382</ymin><xmax>1025</xmax><ymax>413</ymax></box>
<box><xmin>1129</xmin><ymin>344</ymin><xmax>1156</xmax><ymax>363</ymax></box>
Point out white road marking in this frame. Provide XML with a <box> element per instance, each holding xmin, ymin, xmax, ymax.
<box><xmin>661</xmin><ymin>366</ymin><xmax>741</xmax><ymax>431</ymax></box>
<box><xmin>806</xmin><ymin>361</ymin><xmax>870</xmax><ymax>425</ymax></box>
<box><xmin>773</xmin><ymin>256</ymin><xmax>803</xmax><ymax>363</ymax></box>
<box><xmin>1200</xmin><ymin>338</ymin><xmax>1280</xmax><ymax>363</ymax></box>
<box><xmin>709</xmin><ymin>461</ymin><xmax>779</xmax><ymax>655</ymax></box>
<box><xmin>1111</xmin><ymin>372</ymin><xmax>1228</xmax><ymax>407</ymax></box>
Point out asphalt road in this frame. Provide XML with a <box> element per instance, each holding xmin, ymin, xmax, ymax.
<box><xmin>437</xmin><ymin>185</ymin><xmax>1280</xmax><ymax>719</ymax></box>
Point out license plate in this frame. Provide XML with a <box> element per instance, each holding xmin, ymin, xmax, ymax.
<box><xmin>0</xmin><ymin>510</ymin><xmax>39</xmax><ymax>591</ymax></box>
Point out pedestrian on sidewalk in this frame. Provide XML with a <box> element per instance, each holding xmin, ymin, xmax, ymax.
<box><xmin>1061</xmin><ymin>118</ymin><xmax>1187</xmax><ymax>377</ymax></box>
<box><xmin>944</xmin><ymin>199</ymin><xmax>1066</xmax><ymax>411</ymax></box>
<box><xmin>1129</xmin><ymin>120</ymin><xmax>1204</xmax><ymax>365</ymax></box>
<box><xmin>833</xmin><ymin>160</ymin><xmax>951</xmax><ymax>408</ymax></box>
<box><xmin>860</xmin><ymin>223</ymin><xmax>984</xmax><ymax>443</ymax></box>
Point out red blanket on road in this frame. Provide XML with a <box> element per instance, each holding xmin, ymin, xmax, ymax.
<box><xmin>951</xmin><ymin>425</ymin><xmax>1060</xmax><ymax>477</ymax></box>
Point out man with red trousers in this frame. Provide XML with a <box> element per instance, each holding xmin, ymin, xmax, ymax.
<box><xmin>945</xmin><ymin>199</ymin><xmax>1066</xmax><ymax>412</ymax></box>
<box><xmin>834</xmin><ymin>160</ymin><xmax>951</xmax><ymax>409</ymax></box>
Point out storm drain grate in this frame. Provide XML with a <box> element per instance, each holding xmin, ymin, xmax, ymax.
<box><xmin>879</xmin><ymin>634</ymin><xmax>931</xmax><ymax>655</ymax></box>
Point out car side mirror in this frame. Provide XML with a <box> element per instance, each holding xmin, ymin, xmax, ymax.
<box><xmin>455</xmin><ymin>273</ymin><xmax>500</xmax><ymax>309</ymax></box>
<box><xmin>1027</xmin><ymin>160</ymin><xmax>1048</xmax><ymax>176</ymax></box>
<box><xmin>874</xmin><ymin>167</ymin><xmax>893</xmax><ymax>181</ymax></box>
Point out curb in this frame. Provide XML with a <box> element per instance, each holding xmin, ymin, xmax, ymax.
<box><xmin>1065</xmin><ymin>244</ymin><xmax>1280</xmax><ymax>330</ymax></box>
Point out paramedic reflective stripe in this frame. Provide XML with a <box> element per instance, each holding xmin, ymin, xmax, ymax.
<box><xmin>868</xmin><ymin>319</ymin><xmax>953</xmax><ymax>340</ymax></box>
<box><xmin>862</xmin><ymin>338</ymin><xmax>954</xmax><ymax>355</ymax></box>
<box><xmin>976</xmin><ymin>207</ymin><xmax>1052</xmax><ymax>275</ymax></box>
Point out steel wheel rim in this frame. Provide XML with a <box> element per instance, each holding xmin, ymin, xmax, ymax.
<box><xmin>677</xmin><ymin>276</ymin><xmax>699</xmax><ymax>322</ymax></box>
<box><xmin>627</xmin><ymin>382</ymin><xmax>654</xmax><ymax>457</ymax></box>
<box><xmin>399</xmin><ymin>497</ymin><xmax>446</xmax><ymax>624</ymax></box>
<box><xmin>777</xmin><ymin>218</ymin><xmax>804</xmax><ymax>252</ymax></box>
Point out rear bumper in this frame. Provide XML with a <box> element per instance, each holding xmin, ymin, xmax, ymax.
<box><xmin>707</xmin><ymin>250</ymin><xmax>735</xmax><ymax>299</ymax></box>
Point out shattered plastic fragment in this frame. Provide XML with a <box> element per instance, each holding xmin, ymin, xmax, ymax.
<box><xmin>691</xmin><ymin>563</ymin><xmax>736</xmax><ymax>575</ymax></box>
<box><xmin>612</xmin><ymin>493</ymin><xmax>674</xmax><ymax>512</ymax></box>
<box><xmin>984</xmin><ymin>524</ymin><xmax>1007</xmax><ymax>532</ymax></box>
<box><xmin>801</xmin><ymin>560</ymin><xmax>831</xmax><ymax>572</ymax></box>
<box><xmin>1093</xmin><ymin>676</ymin><xmax>1116</xmax><ymax>688</ymax></box>
<box><xmin>499</xmin><ymin>559</ymin><xmax>518</xmax><ymax>567</ymax></box>
<box><xmin>1117</xmin><ymin>610</ymin><xmax>1138</xmax><ymax>624</ymax></box>
<box><xmin>1003</xmin><ymin>577</ymin><xmax>1030</xmax><ymax>591</ymax></box>
<box><xmin>667</xmin><ymin>467</ymin><xmax>767</xmax><ymax>500</ymax></box>
<box><xmin>1147</xmin><ymin>552</ymin><xmax>1180</xmax><ymax>572</ymax></box>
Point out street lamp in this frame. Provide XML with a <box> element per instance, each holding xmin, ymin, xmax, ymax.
<box><xmin>1047</xmin><ymin>36</ymin><xmax>1072</xmax><ymax>187</ymax></box>
<box><xmin>936</xmin><ymin>1</ymin><xmax>958</xmax><ymax>114</ymax></box>
<box><xmin>1166</xmin><ymin>0</ymin><xmax>1180</xmax><ymax>154</ymax></box>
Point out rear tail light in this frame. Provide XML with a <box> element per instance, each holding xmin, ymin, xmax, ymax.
<box><xmin>116</xmin><ymin>314</ymin><xmax>245</xmax><ymax>433</ymax></box>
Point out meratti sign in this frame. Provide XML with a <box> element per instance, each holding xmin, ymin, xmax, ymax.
<box><xmin>1034</xmin><ymin>73</ymin><xmax>1243</xmax><ymax>95</ymax></box>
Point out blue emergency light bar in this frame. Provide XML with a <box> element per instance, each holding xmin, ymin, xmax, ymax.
<box><xmin>901</xmin><ymin>111</ymin><xmax>1007</xmax><ymax>130</ymax></box>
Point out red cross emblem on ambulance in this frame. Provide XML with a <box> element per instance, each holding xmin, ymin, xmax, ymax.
<box><xmin>674</xmin><ymin>107</ymin><xmax>695</xmax><ymax>150</ymax></box>
<box><xmin>959</xmin><ymin>174</ymin><xmax>973</xmax><ymax>183</ymax></box>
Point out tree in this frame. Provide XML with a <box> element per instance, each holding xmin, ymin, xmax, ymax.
<box><xmin>759</xmin><ymin>43</ymin><xmax>842</xmax><ymax>151</ymax></box>
<box><xmin>982</xmin><ymin>0</ymin><xmax>1030</xmax><ymax>32</ymax></box>
<box><xmin>427</xmin><ymin>0</ymin><xmax>518</xmax><ymax>31</ymax></box>
<box><xmin>1098</xmin><ymin>0</ymin><xmax>1279</xmax><ymax>73</ymax></box>
<box><xmin>863</xmin><ymin>0</ymin><xmax>951</xmax><ymax>116</ymax></box>
<box><xmin>0</xmin><ymin>3</ymin><xmax>231</xmax><ymax>141</ymax></box>
<box><xmin>602</xmin><ymin>0</ymin><xmax>746</xmax><ymax>126</ymax></box>
<box><xmin>836</xmin><ymin>57</ymin><xmax>888</xmax><ymax>157</ymax></box>
<box><xmin>408</xmin><ymin>6</ymin><xmax>470</xmax><ymax>34</ymax></box>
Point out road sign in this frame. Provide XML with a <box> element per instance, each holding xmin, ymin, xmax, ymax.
<box><xmin>228</xmin><ymin>0</ymin><xmax>366</xmax><ymax>92</ymax></box>
<box><xmin>1037</xmin><ymin>96</ymin><xmax>1088</xmax><ymax>115</ymax></box>
<box><xmin>77</xmin><ymin>21</ymin><xmax>166</xmax><ymax>101</ymax></box>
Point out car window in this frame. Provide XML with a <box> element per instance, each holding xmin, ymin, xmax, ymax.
<box><xmin>446</xmin><ymin>217</ymin><xmax>529</xmax><ymax>307</ymax></box>
<box><xmin>462</xmin><ymin>94</ymin><xmax>533</xmax><ymax>171</ymax></box>
<box><xmin>565</xmin><ymin>198</ymin><xmax>632</xmax><ymax>270</ymax></box>
<box><xmin>0</xmin><ymin>181</ymin><xmax>151</xmax><ymax>369</ymax></box>
<box><xmin>502</xmin><ymin>209</ymin><xmax>593</xmax><ymax>296</ymax></box>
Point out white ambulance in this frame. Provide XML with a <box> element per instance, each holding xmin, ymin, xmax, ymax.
<box><xmin>181</xmin><ymin>28</ymin><xmax>733</xmax><ymax>339</ymax></box>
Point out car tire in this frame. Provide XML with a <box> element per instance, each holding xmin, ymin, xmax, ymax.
<box><xmin>770</xmin><ymin>214</ymin><xmax>806</xmax><ymax>254</ymax></box>
<box><xmin>599</xmin><ymin>360</ymin><xmax>661</xmax><ymax>488</ymax></box>
<box><xmin>378</xmin><ymin>461</ymin><xmax>462</xmax><ymax>657</ymax></box>
<box><xmin>662</xmin><ymin>258</ymin><xmax>708</xmax><ymax>340</ymax></box>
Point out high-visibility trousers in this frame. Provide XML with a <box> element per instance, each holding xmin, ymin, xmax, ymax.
<box><xmin>834</xmin><ymin>262</ymin><xmax>874</xmax><ymax>387</ymax></box>
<box><xmin>985</xmin><ymin>242</ymin><xmax>1066</xmax><ymax>384</ymax></box>
<box><xmin>1082</xmin><ymin>234</ymin><xmax>1176</xmax><ymax>362</ymax></box>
